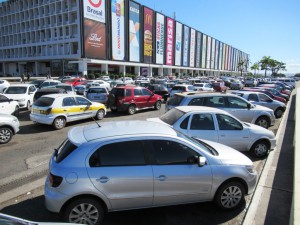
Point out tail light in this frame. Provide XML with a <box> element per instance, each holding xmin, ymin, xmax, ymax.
<box><xmin>46</xmin><ymin>108</ymin><xmax>52</xmax><ymax>115</ymax></box>
<box><xmin>49</xmin><ymin>173</ymin><xmax>63</xmax><ymax>187</ymax></box>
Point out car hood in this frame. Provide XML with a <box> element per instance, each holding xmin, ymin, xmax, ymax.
<box><xmin>202</xmin><ymin>139</ymin><xmax>253</xmax><ymax>166</ymax></box>
<box><xmin>244</xmin><ymin>122</ymin><xmax>275</xmax><ymax>138</ymax></box>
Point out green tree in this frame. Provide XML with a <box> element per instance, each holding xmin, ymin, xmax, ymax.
<box><xmin>259</xmin><ymin>56</ymin><xmax>286</xmax><ymax>77</ymax></box>
<box><xmin>237</xmin><ymin>60</ymin><xmax>246</xmax><ymax>77</ymax></box>
<box><xmin>250</xmin><ymin>62</ymin><xmax>260</xmax><ymax>77</ymax></box>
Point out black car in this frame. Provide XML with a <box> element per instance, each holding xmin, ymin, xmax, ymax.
<box><xmin>147</xmin><ymin>84</ymin><xmax>169</xmax><ymax>102</ymax></box>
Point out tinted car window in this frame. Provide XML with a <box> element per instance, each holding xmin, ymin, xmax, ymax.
<box><xmin>111</xmin><ymin>88</ymin><xmax>124</xmax><ymax>97</ymax></box>
<box><xmin>227</xmin><ymin>97</ymin><xmax>248</xmax><ymax>108</ymax></box>
<box><xmin>190</xmin><ymin>114</ymin><xmax>214</xmax><ymax>130</ymax></box>
<box><xmin>142</xmin><ymin>88</ymin><xmax>152</xmax><ymax>96</ymax></box>
<box><xmin>90</xmin><ymin>141</ymin><xmax>145</xmax><ymax>167</ymax></box>
<box><xmin>152</xmin><ymin>140</ymin><xmax>197</xmax><ymax>165</ymax></box>
<box><xmin>55</xmin><ymin>139</ymin><xmax>78</xmax><ymax>163</ymax></box>
<box><xmin>34</xmin><ymin>97</ymin><xmax>55</xmax><ymax>107</ymax></box>
<box><xmin>167</xmin><ymin>95</ymin><xmax>184</xmax><ymax>106</ymax></box>
<box><xmin>76</xmin><ymin>97</ymin><xmax>90</xmax><ymax>105</ymax></box>
<box><xmin>216</xmin><ymin>114</ymin><xmax>243</xmax><ymax>130</ymax></box>
<box><xmin>159</xmin><ymin>108</ymin><xmax>185</xmax><ymax>125</ymax></box>
<box><xmin>125</xmin><ymin>89</ymin><xmax>131</xmax><ymax>96</ymax></box>
<box><xmin>248</xmin><ymin>94</ymin><xmax>259</xmax><ymax>102</ymax></box>
<box><xmin>63</xmin><ymin>97</ymin><xmax>77</xmax><ymax>106</ymax></box>
<box><xmin>259</xmin><ymin>93</ymin><xmax>271</xmax><ymax>102</ymax></box>
<box><xmin>180</xmin><ymin>116</ymin><xmax>190</xmax><ymax>129</ymax></box>
<box><xmin>0</xmin><ymin>94</ymin><xmax>9</xmax><ymax>102</ymax></box>
<box><xmin>5</xmin><ymin>87</ymin><xmax>27</xmax><ymax>94</ymax></box>
<box><xmin>134</xmin><ymin>89</ymin><xmax>143</xmax><ymax>96</ymax></box>
<box><xmin>204</xmin><ymin>96</ymin><xmax>225</xmax><ymax>107</ymax></box>
<box><xmin>188</xmin><ymin>97</ymin><xmax>204</xmax><ymax>106</ymax></box>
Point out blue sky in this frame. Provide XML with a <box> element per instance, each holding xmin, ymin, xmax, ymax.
<box><xmin>136</xmin><ymin>0</ymin><xmax>300</xmax><ymax>75</ymax></box>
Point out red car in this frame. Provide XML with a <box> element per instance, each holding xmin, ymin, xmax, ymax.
<box><xmin>107</xmin><ymin>86</ymin><xmax>162</xmax><ymax>114</ymax></box>
<box><xmin>64</xmin><ymin>77</ymin><xmax>87</xmax><ymax>86</ymax></box>
<box><xmin>211</xmin><ymin>81</ymin><xmax>228</xmax><ymax>92</ymax></box>
<box><xmin>258</xmin><ymin>83</ymin><xmax>291</xmax><ymax>96</ymax></box>
<box><xmin>243</xmin><ymin>88</ymin><xmax>287</xmax><ymax>104</ymax></box>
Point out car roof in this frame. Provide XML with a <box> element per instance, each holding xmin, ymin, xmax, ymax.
<box><xmin>68</xmin><ymin>120</ymin><xmax>178</xmax><ymax>146</ymax></box>
<box><xmin>8</xmin><ymin>84</ymin><xmax>34</xmax><ymax>87</ymax></box>
<box><xmin>35</xmin><ymin>88</ymin><xmax>66</xmax><ymax>93</ymax></box>
<box><xmin>38</xmin><ymin>93</ymin><xmax>77</xmax><ymax>98</ymax></box>
<box><xmin>175</xmin><ymin>106</ymin><xmax>229</xmax><ymax>114</ymax></box>
<box><xmin>174</xmin><ymin>92</ymin><xmax>228</xmax><ymax>97</ymax></box>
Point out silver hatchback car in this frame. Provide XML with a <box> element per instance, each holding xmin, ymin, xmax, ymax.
<box><xmin>45</xmin><ymin>121</ymin><xmax>257</xmax><ymax>224</ymax></box>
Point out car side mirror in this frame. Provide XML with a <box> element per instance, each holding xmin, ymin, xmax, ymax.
<box><xmin>198</xmin><ymin>156</ymin><xmax>207</xmax><ymax>167</ymax></box>
<box><xmin>247</xmin><ymin>103</ymin><xmax>252</xmax><ymax>109</ymax></box>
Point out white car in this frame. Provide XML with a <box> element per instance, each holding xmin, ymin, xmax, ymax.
<box><xmin>0</xmin><ymin>94</ymin><xmax>19</xmax><ymax>116</ymax></box>
<box><xmin>30</xmin><ymin>94</ymin><xmax>107</xmax><ymax>129</ymax></box>
<box><xmin>148</xmin><ymin>106</ymin><xmax>276</xmax><ymax>158</ymax></box>
<box><xmin>86</xmin><ymin>80</ymin><xmax>111</xmax><ymax>91</ymax></box>
<box><xmin>3</xmin><ymin>84</ymin><xmax>37</xmax><ymax>110</ymax></box>
<box><xmin>55</xmin><ymin>83</ymin><xmax>77</xmax><ymax>95</ymax></box>
<box><xmin>0</xmin><ymin>80</ymin><xmax>10</xmax><ymax>93</ymax></box>
<box><xmin>0</xmin><ymin>113</ymin><xmax>20</xmax><ymax>144</ymax></box>
<box><xmin>194</xmin><ymin>83</ymin><xmax>214</xmax><ymax>91</ymax></box>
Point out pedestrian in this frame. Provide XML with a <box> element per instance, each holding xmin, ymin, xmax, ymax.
<box><xmin>20</xmin><ymin>73</ymin><xmax>25</xmax><ymax>83</ymax></box>
<box><xmin>27</xmin><ymin>73</ymin><xmax>30</xmax><ymax>82</ymax></box>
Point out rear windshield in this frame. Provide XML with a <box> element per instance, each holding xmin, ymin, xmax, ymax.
<box><xmin>88</xmin><ymin>88</ymin><xmax>107</xmax><ymax>94</ymax></box>
<box><xmin>55</xmin><ymin>139</ymin><xmax>78</xmax><ymax>163</ymax></box>
<box><xmin>172</xmin><ymin>86</ymin><xmax>185</xmax><ymax>91</ymax></box>
<box><xmin>159</xmin><ymin>108</ymin><xmax>185</xmax><ymax>125</ymax></box>
<box><xmin>167</xmin><ymin>95</ymin><xmax>184</xmax><ymax>106</ymax></box>
<box><xmin>111</xmin><ymin>88</ymin><xmax>125</xmax><ymax>96</ymax></box>
<box><xmin>34</xmin><ymin>97</ymin><xmax>55</xmax><ymax>107</ymax></box>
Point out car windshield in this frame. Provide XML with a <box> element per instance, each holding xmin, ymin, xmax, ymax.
<box><xmin>34</xmin><ymin>97</ymin><xmax>55</xmax><ymax>107</ymax></box>
<box><xmin>177</xmin><ymin>131</ymin><xmax>218</xmax><ymax>156</ymax></box>
<box><xmin>56</xmin><ymin>85</ymin><xmax>72</xmax><ymax>91</ymax></box>
<box><xmin>159</xmin><ymin>108</ymin><xmax>185</xmax><ymax>125</ymax></box>
<box><xmin>5</xmin><ymin>86</ymin><xmax>27</xmax><ymax>94</ymax></box>
<box><xmin>194</xmin><ymin>84</ymin><xmax>204</xmax><ymax>87</ymax></box>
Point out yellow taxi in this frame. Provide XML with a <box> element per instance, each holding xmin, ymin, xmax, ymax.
<box><xmin>30</xmin><ymin>94</ymin><xmax>106</xmax><ymax>129</ymax></box>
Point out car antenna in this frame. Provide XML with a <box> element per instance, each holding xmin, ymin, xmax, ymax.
<box><xmin>91</xmin><ymin>117</ymin><xmax>101</xmax><ymax>127</ymax></box>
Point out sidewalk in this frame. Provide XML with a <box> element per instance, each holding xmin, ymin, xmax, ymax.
<box><xmin>243</xmin><ymin>91</ymin><xmax>295</xmax><ymax>225</ymax></box>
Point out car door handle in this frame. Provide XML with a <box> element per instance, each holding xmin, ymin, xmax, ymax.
<box><xmin>156</xmin><ymin>175</ymin><xmax>167</xmax><ymax>181</ymax></box>
<box><xmin>96</xmin><ymin>176</ymin><xmax>110</xmax><ymax>183</ymax></box>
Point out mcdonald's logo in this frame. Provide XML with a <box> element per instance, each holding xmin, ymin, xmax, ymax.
<box><xmin>145</xmin><ymin>14</ymin><xmax>152</xmax><ymax>26</ymax></box>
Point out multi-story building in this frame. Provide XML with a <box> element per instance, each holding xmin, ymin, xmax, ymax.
<box><xmin>0</xmin><ymin>0</ymin><xmax>249</xmax><ymax>78</ymax></box>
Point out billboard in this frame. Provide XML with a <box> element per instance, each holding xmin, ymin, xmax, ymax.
<box><xmin>189</xmin><ymin>28</ymin><xmax>196</xmax><ymax>67</ymax></box>
<box><xmin>129</xmin><ymin>1</ymin><xmax>140</xmax><ymax>62</ymax></box>
<box><xmin>211</xmin><ymin>38</ymin><xmax>215</xmax><ymax>70</ymax></box>
<box><xmin>165</xmin><ymin>17</ymin><xmax>174</xmax><ymax>65</ymax></box>
<box><xmin>143</xmin><ymin>7</ymin><xmax>153</xmax><ymax>63</ymax></box>
<box><xmin>195</xmin><ymin>32</ymin><xmax>202</xmax><ymax>68</ymax></box>
<box><xmin>206</xmin><ymin>36</ymin><xmax>211</xmax><ymax>69</ymax></box>
<box><xmin>111</xmin><ymin>0</ymin><xmax>125</xmax><ymax>61</ymax></box>
<box><xmin>214</xmin><ymin>40</ymin><xmax>219</xmax><ymax>70</ymax></box>
<box><xmin>83</xmin><ymin>0</ymin><xmax>106</xmax><ymax>23</ymax></box>
<box><xmin>83</xmin><ymin>0</ymin><xmax>107</xmax><ymax>59</ymax></box>
<box><xmin>201</xmin><ymin>34</ymin><xmax>207</xmax><ymax>68</ymax></box>
<box><xmin>182</xmin><ymin>25</ymin><xmax>190</xmax><ymax>67</ymax></box>
<box><xmin>156</xmin><ymin>13</ymin><xmax>165</xmax><ymax>64</ymax></box>
<box><xmin>175</xmin><ymin>22</ymin><xmax>183</xmax><ymax>66</ymax></box>
<box><xmin>218</xmin><ymin>42</ymin><xmax>223</xmax><ymax>70</ymax></box>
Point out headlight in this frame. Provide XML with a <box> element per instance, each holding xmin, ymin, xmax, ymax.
<box><xmin>246</xmin><ymin>165</ymin><xmax>256</xmax><ymax>173</ymax></box>
<box><xmin>18</xmin><ymin>98</ymin><xmax>26</xmax><ymax>102</ymax></box>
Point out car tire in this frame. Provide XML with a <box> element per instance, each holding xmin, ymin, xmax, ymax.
<box><xmin>52</xmin><ymin>117</ymin><xmax>66</xmax><ymax>130</ymax></box>
<box><xmin>255</xmin><ymin>116</ymin><xmax>270</xmax><ymax>129</ymax></box>
<box><xmin>127</xmin><ymin>104</ymin><xmax>136</xmax><ymax>115</ymax></box>
<box><xmin>154</xmin><ymin>101</ymin><xmax>162</xmax><ymax>110</ymax></box>
<box><xmin>95</xmin><ymin>109</ymin><xmax>105</xmax><ymax>120</ymax></box>
<box><xmin>251</xmin><ymin>140</ymin><xmax>269</xmax><ymax>158</ymax></box>
<box><xmin>13</xmin><ymin>105</ymin><xmax>19</xmax><ymax>117</ymax></box>
<box><xmin>27</xmin><ymin>101</ymin><xmax>31</xmax><ymax>111</ymax></box>
<box><xmin>214</xmin><ymin>181</ymin><xmax>245</xmax><ymax>210</ymax></box>
<box><xmin>0</xmin><ymin>127</ymin><xmax>13</xmax><ymax>144</ymax></box>
<box><xmin>274</xmin><ymin>107</ymin><xmax>284</xmax><ymax>118</ymax></box>
<box><xmin>63</xmin><ymin>197</ymin><xmax>105</xmax><ymax>225</ymax></box>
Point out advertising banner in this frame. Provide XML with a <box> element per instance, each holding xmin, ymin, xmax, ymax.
<box><xmin>83</xmin><ymin>19</ymin><xmax>107</xmax><ymax>59</ymax></box>
<box><xmin>182</xmin><ymin>25</ymin><xmax>190</xmax><ymax>67</ymax></box>
<box><xmin>189</xmin><ymin>28</ymin><xmax>196</xmax><ymax>67</ymax></box>
<box><xmin>175</xmin><ymin>22</ymin><xmax>182</xmax><ymax>66</ymax></box>
<box><xmin>83</xmin><ymin>0</ymin><xmax>106</xmax><ymax>23</ymax></box>
<box><xmin>143</xmin><ymin>7</ymin><xmax>153</xmax><ymax>63</ymax></box>
<box><xmin>195</xmin><ymin>32</ymin><xmax>202</xmax><ymax>68</ymax></box>
<box><xmin>201</xmin><ymin>34</ymin><xmax>207</xmax><ymax>68</ymax></box>
<box><xmin>156</xmin><ymin>13</ymin><xmax>165</xmax><ymax>64</ymax></box>
<box><xmin>206</xmin><ymin>36</ymin><xmax>211</xmax><ymax>69</ymax></box>
<box><xmin>165</xmin><ymin>17</ymin><xmax>174</xmax><ymax>65</ymax></box>
<box><xmin>129</xmin><ymin>1</ymin><xmax>140</xmax><ymax>62</ymax></box>
<box><xmin>211</xmin><ymin>38</ymin><xmax>215</xmax><ymax>70</ymax></box>
<box><xmin>111</xmin><ymin>0</ymin><xmax>125</xmax><ymax>61</ymax></box>
<box><xmin>222</xmin><ymin>44</ymin><xmax>226</xmax><ymax>70</ymax></box>
<box><xmin>219</xmin><ymin>42</ymin><xmax>223</xmax><ymax>70</ymax></box>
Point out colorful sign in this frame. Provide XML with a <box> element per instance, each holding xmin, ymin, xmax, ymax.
<box><xmin>218</xmin><ymin>42</ymin><xmax>223</xmax><ymax>70</ymax></box>
<box><xmin>201</xmin><ymin>34</ymin><xmax>207</xmax><ymax>68</ymax></box>
<box><xmin>195</xmin><ymin>32</ymin><xmax>202</xmax><ymax>68</ymax></box>
<box><xmin>156</xmin><ymin>13</ymin><xmax>165</xmax><ymax>64</ymax></box>
<box><xmin>83</xmin><ymin>19</ymin><xmax>106</xmax><ymax>59</ymax></box>
<box><xmin>83</xmin><ymin>0</ymin><xmax>106</xmax><ymax>23</ymax></box>
<box><xmin>215</xmin><ymin>40</ymin><xmax>219</xmax><ymax>70</ymax></box>
<box><xmin>175</xmin><ymin>22</ymin><xmax>182</xmax><ymax>66</ymax></box>
<box><xmin>182</xmin><ymin>25</ymin><xmax>190</xmax><ymax>67</ymax></box>
<box><xmin>111</xmin><ymin>0</ymin><xmax>125</xmax><ymax>60</ymax></box>
<box><xmin>166</xmin><ymin>17</ymin><xmax>174</xmax><ymax>65</ymax></box>
<box><xmin>129</xmin><ymin>1</ymin><xmax>140</xmax><ymax>62</ymax></box>
<box><xmin>206</xmin><ymin>36</ymin><xmax>211</xmax><ymax>69</ymax></box>
<box><xmin>189</xmin><ymin>28</ymin><xmax>196</xmax><ymax>67</ymax></box>
<box><xmin>143</xmin><ymin>7</ymin><xmax>153</xmax><ymax>63</ymax></box>
<box><xmin>211</xmin><ymin>38</ymin><xmax>215</xmax><ymax>70</ymax></box>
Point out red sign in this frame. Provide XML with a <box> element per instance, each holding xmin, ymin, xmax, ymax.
<box><xmin>166</xmin><ymin>17</ymin><xmax>174</xmax><ymax>65</ymax></box>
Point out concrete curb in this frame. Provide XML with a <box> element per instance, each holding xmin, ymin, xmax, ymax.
<box><xmin>242</xmin><ymin>90</ymin><xmax>292</xmax><ymax>225</ymax></box>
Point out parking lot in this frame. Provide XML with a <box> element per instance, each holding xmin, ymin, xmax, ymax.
<box><xmin>0</xmin><ymin>94</ymin><xmax>284</xmax><ymax>224</ymax></box>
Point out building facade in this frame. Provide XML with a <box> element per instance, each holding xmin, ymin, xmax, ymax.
<box><xmin>0</xmin><ymin>0</ymin><xmax>249</xmax><ymax>77</ymax></box>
